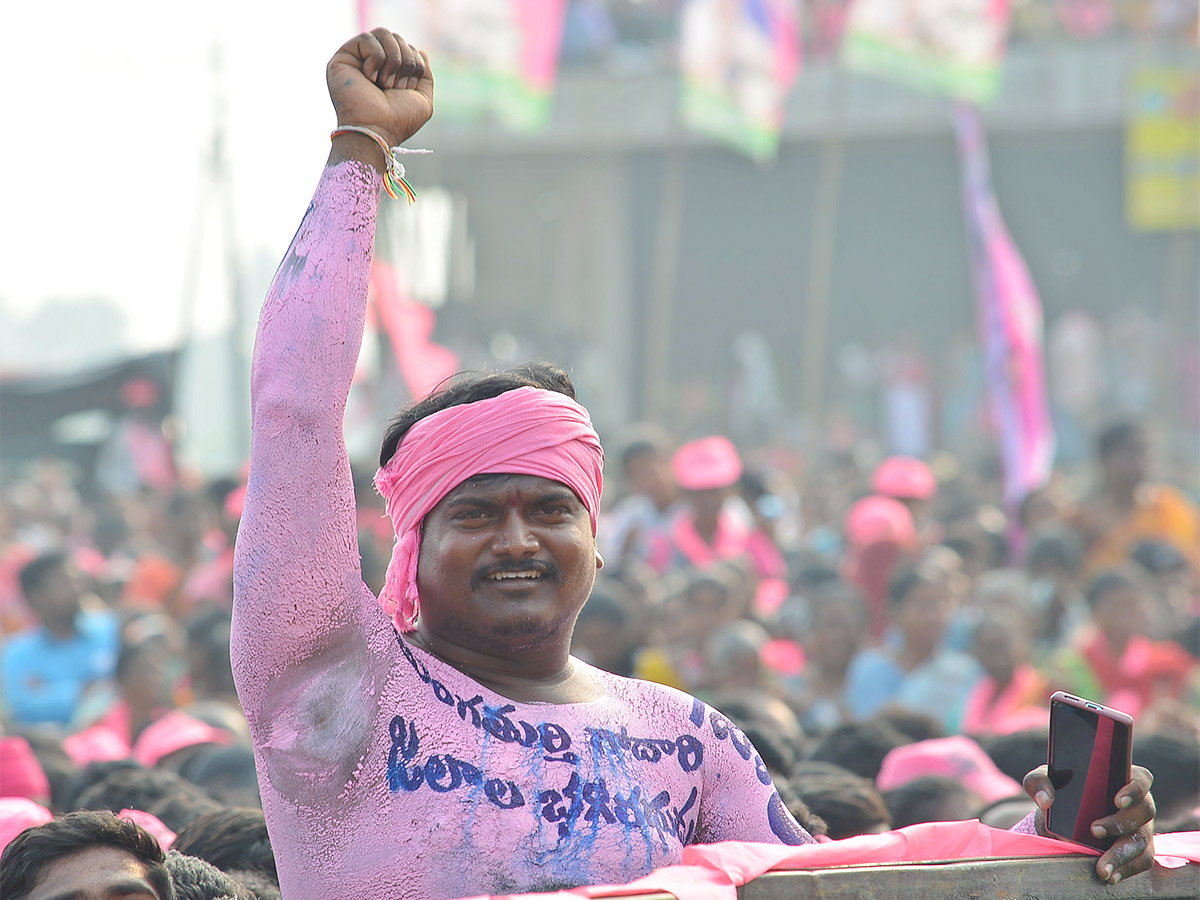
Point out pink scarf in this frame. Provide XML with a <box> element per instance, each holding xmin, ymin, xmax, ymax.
<box><xmin>374</xmin><ymin>387</ymin><xmax>603</xmax><ymax>633</ymax></box>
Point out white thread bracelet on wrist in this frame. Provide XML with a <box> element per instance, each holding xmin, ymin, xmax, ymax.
<box><xmin>330</xmin><ymin>125</ymin><xmax>431</xmax><ymax>203</ymax></box>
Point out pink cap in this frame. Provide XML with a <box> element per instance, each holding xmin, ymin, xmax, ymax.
<box><xmin>877</xmin><ymin>736</ymin><xmax>1024</xmax><ymax>804</ymax></box>
<box><xmin>119</xmin><ymin>809</ymin><xmax>176</xmax><ymax>849</ymax></box>
<box><xmin>0</xmin><ymin>797</ymin><xmax>52</xmax><ymax>852</ymax></box>
<box><xmin>761</xmin><ymin>638</ymin><xmax>806</xmax><ymax>677</ymax></box>
<box><xmin>63</xmin><ymin>725</ymin><xmax>132</xmax><ymax>766</ymax></box>
<box><xmin>0</xmin><ymin>737</ymin><xmax>50</xmax><ymax>803</ymax></box>
<box><xmin>672</xmin><ymin>436</ymin><xmax>743</xmax><ymax>491</ymax></box>
<box><xmin>132</xmin><ymin>711</ymin><xmax>233</xmax><ymax>768</ymax></box>
<box><xmin>844</xmin><ymin>495</ymin><xmax>916</xmax><ymax>547</ymax></box>
<box><xmin>872</xmin><ymin>456</ymin><xmax>937</xmax><ymax>500</ymax></box>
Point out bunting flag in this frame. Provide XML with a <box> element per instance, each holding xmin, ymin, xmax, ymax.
<box><xmin>1125</xmin><ymin>67</ymin><xmax>1200</xmax><ymax>231</ymax></box>
<box><xmin>843</xmin><ymin>0</ymin><xmax>1012</xmax><ymax>103</ymax></box>
<box><xmin>369</xmin><ymin>261</ymin><xmax>459</xmax><ymax>402</ymax></box>
<box><xmin>360</xmin><ymin>0</ymin><xmax>568</xmax><ymax>131</ymax></box>
<box><xmin>953</xmin><ymin>103</ymin><xmax>1055</xmax><ymax>508</ymax></box>
<box><xmin>679</xmin><ymin>0</ymin><xmax>801</xmax><ymax>161</ymax></box>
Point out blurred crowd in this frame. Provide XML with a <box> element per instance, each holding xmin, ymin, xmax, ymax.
<box><xmin>1</xmin><ymin>393</ymin><xmax>1198</xmax><ymax>896</ymax></box>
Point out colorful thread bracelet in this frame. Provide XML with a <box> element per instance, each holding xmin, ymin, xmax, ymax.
<box><xmin>331</xmin><ymin>126</ymin><xmax>428</xmax><ymax>204</ymax></box>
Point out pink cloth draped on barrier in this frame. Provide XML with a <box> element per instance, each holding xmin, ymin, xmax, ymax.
<box><xmin>457</xmin><ymin>822</ymin><xmax>1200</xmax><ymax>900</ymax></box>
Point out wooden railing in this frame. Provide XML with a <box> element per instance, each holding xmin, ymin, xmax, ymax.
<box><xmin>590</xmin><ymin>857</ymin><xmax>1200</xmax><ymax>900</ymax></box>
<box><xmin>737</xmin><ymin>856</ymin><xmax>1200</xmax><ymax>900</ymax></box>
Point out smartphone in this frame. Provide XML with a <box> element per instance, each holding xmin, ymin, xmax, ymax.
<box><xmin>1046</xmin><ymin>691</ymin><xmax>1133</xmax><ymax>850</ymax></box>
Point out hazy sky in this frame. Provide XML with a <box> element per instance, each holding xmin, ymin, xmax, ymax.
<box><xmin>1</xmin><ymin>0</ymin><xmax>364</xmax><ymax>357</ymax></box>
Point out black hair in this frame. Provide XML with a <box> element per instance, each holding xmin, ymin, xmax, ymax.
<box><xmin>1096</xmin><ymin>420</ymin><xmax>1142</xmax><ymax>461</ymax></box>
<box><xmin>176</xmin><ymin>745</ymin><xmax>260</xmax><ymax>807</ymax></box>
<box><xmin>883</xmin><ymin>775</ymin><xmax>973</xmax><ymax>829</ymax></box>
<box><xmin>184</xmin><ymin>608</ymin><xmax>236</xmax><ymax>698</ymax></box>
<box><xmin>1133</xmin><ymin>732</ymin><xmax>1200</xmax><ymax>818</ymax></box>
<box><xmin>1130</xmin><ymin>540</ymin><xmax>1187</xmax><ymax>575</ymax></box>
<box><xmin>576</xmin><ymin>586</ymin><xmax>630</xmax><ymax>627</ymax></box>
<box><xmin>789</xmin><ymin>768</ymin><xmax>892</xmax><ymax>840</ymax></box>
<box><xmin>807</xmin><ymin>578</ymin><xmax>868</xmax><ymax>624</ymax></box>
<box><xmin>378</xmin><ymin>363</ymin><xmax>575</xmax><ymax>468</ymax></box>
<box><xmin>772</xmin><ymin>779</ymin><xmax>828</xmax><ymax>838</ymax></box>
<box><xmin>1084</xmin><ymin>568</ymin><xmax>1140</xmax><ymax>611</ymax></box>
<box><xmin>736</xmin><ymin>723</ymin><xmax>799</xmax><ymax>780</ymax></box>
<box><xmin>790</xmin><ymin>565</ymin><xmax>841</xmax><ymax>595</ymax></box>
<box><xmin>619</xmin><ymin>437</ymin><xmax>666</xmax><ymax>473</ymax></box>
<box><xmin>888</xmin><ymin>569</ymin><xmax>935</xmax><ymax>610</ymax></box>
<box><xmin>164</xmin><ymin>850</ymin><xmax>255</xmax><ymax>900</ymax></box>
<box><xmin>18</xmin><ymin>550</ymin><xmax>69</xmax><ymax>600</ymax></box>
<box><xmin>0</xmin><ymin>809</ymin><xmax>175</xmax><ymax>900</ymax></box>
<box><xmin>807</xmin><ymin>721</ymin><xmax>908</xmax><ymax>781</ymax></box>
<box><xmin>61</xmin><ymin>759</ymin><xmax>143</xmax><ymax>813</ymax></box>
<box><xmin>871</xmin><ymin>709</ymin><xmax>945</xmax><ymax>744</ymax></box>
<box><xmin>1025</xmin><ymin>526</ymin><xmax>1083</xmax><ymax>574</ymax></box>
<box><xmin>172</xmin><ymin>808</ymin><xmax>277</xmax><ymax>884</ymax></box>
<box><xmin>75</xmin><ymin>766</ymin><xmax>222</xmax><ymax>833</ymax></box>
<box><xmin>978</xmin><ymin>729</ymin><xmax>1049</xmax><ymax>785</ymax></box>
<box><xmin>6</xmin><ymin>728</ymin><xmax>77</xmax><ymax>814</ymax></box>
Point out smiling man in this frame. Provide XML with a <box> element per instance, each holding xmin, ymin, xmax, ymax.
<box><xmin>231</xmin><ymin>28</ymin><xmax>1157</xmax><ymax>900</ymax></box>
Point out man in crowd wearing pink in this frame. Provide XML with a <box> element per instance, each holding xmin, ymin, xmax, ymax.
<box><xmin>232</xmin><ymin>29</ymin><xmax>1156</xmax><ymax>900</ymax></box>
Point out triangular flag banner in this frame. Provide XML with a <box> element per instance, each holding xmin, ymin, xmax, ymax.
<box><xmin>953</xmin><ymin>103</ymin><xmax>1055</xmax><ymax>509</ymax></box>
<box><xmin>680</xmin><ymin>0</ymin><xmax>801</xmax><ymax>161</ymax></box>
<box><xmin>361</xmin><ymin>0</ymin><xmax>568</xmax><ymax>131</ymax></box>
<box><xmin>843</xmin><ymin>0</ymin><xmax>1012</xmax><ymax>103</ymax></box>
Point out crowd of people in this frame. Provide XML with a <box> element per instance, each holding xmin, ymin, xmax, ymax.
<box><xmin>1</xmin><ymin>407</ymin><xmax>1195</xmax><ymax>897</ymax></box>
<box><xmin>1</xmin><ymin>23</ymin><xmax>1196</xmax><ymax>900</ymax></box>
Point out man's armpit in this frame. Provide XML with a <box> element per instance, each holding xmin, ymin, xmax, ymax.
<box><xmin>253</xmin><ymin>627</ymin><xmax>386</xmax><ymax>807</ymax></box>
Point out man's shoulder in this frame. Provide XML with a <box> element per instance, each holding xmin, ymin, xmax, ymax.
<box><xmin>591</xmin><ymin>667</ymin><xmax>702</xmax><ymax>719</ymax></box>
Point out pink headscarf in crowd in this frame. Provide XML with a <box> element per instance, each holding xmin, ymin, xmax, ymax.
<box><xmin>374</xmin><ymin>386</ymin><xmax>604</xmax><ymax>633</ymax></box>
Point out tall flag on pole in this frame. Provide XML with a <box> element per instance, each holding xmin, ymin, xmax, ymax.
<box><xmin>360</xmin><ymin>0</ymin><xmax>567</xmax><ymax>131</ymax></box>
<box><xmin>843</xmin><ymin>0</ymin><xmax>1013</xmax><ymax>103</ymax></box>
<box><xmin>680</xmin><ymin>0</ymin><xmax>801</xmax><ymax>161</ymax></box>
<box><xmin>953</xmin><ymin>103</ymin><xmax>1055</xmax><ymax>509</ymax></box>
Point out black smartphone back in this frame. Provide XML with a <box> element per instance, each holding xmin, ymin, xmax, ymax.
<box><xmin>1046</xmin><ymin>691</ymin><xmax>1133</xmax><ymax>850</ymax></box>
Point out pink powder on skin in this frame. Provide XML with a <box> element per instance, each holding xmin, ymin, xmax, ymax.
<box><xmin>232</xmin><ymin>161</ymin><xmax>812</xmax><ymax>900</ymax></box>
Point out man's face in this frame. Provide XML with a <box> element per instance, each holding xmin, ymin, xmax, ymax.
<box><xmin>26</xmin><ymin>846</ymin><xmax>166</xmax><ymax>900</ymax></box>
<box><xmin>896</xmin><ymin>581</ymin><xmax>951</xmax><ymax>651</ymax></box>
<box><xmin>417</xmin><ymin>474</ymin><xmax>600</xmax><ymax>653</ymax></box>
<box><xmin>625</xmin><ymin>452</ymin><xmax>675</xmax><ymax>508</ymax></box>
<box><xmin>27</xmin><ymin>563</ymin><xmax>82</xmax><ymax>631</ymax></box>
<box><xmin>1105</xmin><ymin>431</ymin><xmax>1149</xmax><ymax>488</ymax></box>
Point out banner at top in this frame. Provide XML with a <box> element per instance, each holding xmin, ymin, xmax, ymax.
<box><xmin>842</xmin><ymin>0</ymin><xmax>1012</xmax><ymax>103</ymax></box>
<box><xmin>361</xmin><ymin>0</ymin><xmax>568</xmax><ymax>131</ymax></box>
<box><xmin>680</xmin><ymin>0</ymin><xmax>801</xmax><ymax>161</ymax></box>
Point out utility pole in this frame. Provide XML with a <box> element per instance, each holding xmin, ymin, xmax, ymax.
<box><xmin>178</xmin><ymin>43</ymin><xmax>250</xmax><ymax>460</ymax></box>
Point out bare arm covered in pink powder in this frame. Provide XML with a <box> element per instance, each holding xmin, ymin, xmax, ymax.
<box><xmin>232</xmin><ymin>154</ymin><xmax>389</xmax><ymax>786</ymax></box>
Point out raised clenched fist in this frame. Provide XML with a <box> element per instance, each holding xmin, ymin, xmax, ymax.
<box><xmin>327</xmin><ymin>28</ymin><xmax>434</xmax><ymax>149</ymax></box>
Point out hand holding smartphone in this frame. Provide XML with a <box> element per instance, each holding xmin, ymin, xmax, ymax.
<box><xmin>1045</xmin><ymin>691</ymin><xmax>1133</xmax><ymax>851</ymax></box>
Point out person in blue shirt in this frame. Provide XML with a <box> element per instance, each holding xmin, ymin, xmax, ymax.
<box><xmin>844</xmin><ymin>569</ymin><xmax>982</xmax><ymax>733</ymax></box>
<box><xmin>2</xmin><ymin>550</ymin><xmax>119</xmax><ymax>726</ymax></box>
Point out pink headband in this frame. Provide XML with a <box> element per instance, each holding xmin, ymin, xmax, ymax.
<box><xmin>374</xmin><ymin>386</ymin><xmax>604</xmax><ymax>633</ymax></box>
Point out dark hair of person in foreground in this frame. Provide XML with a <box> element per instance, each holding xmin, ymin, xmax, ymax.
<box><xmin>0</xmin><ymin>809</ymin><xmax>175</xmax><ymax>900</ymax></box>
<box><xmin>171</xmin><ymin>808</ymin><xmax>278</xmax><ymax>884</ymax></box>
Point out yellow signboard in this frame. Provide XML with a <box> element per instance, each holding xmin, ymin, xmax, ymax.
<box><xmin>1126</xmin><ymin>68</ymin><xmax>1200</xmax><ymax>231</ymax></box>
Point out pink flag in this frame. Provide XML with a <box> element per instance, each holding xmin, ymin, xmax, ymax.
<box><xmin>954</xmin><ymin>104</ymin><xmax>1055</xmax><ymax>509</ymax></box>
<box><xmin>369</xmin><ymin>261</ymin><xmax>459</xmax><ymax>402</ymax></box>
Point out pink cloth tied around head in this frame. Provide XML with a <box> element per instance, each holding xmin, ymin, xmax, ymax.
<box><xmin>374</xmin><ymin>386</ymin><xmax>604</xmax><ymax>633</ymax></box>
